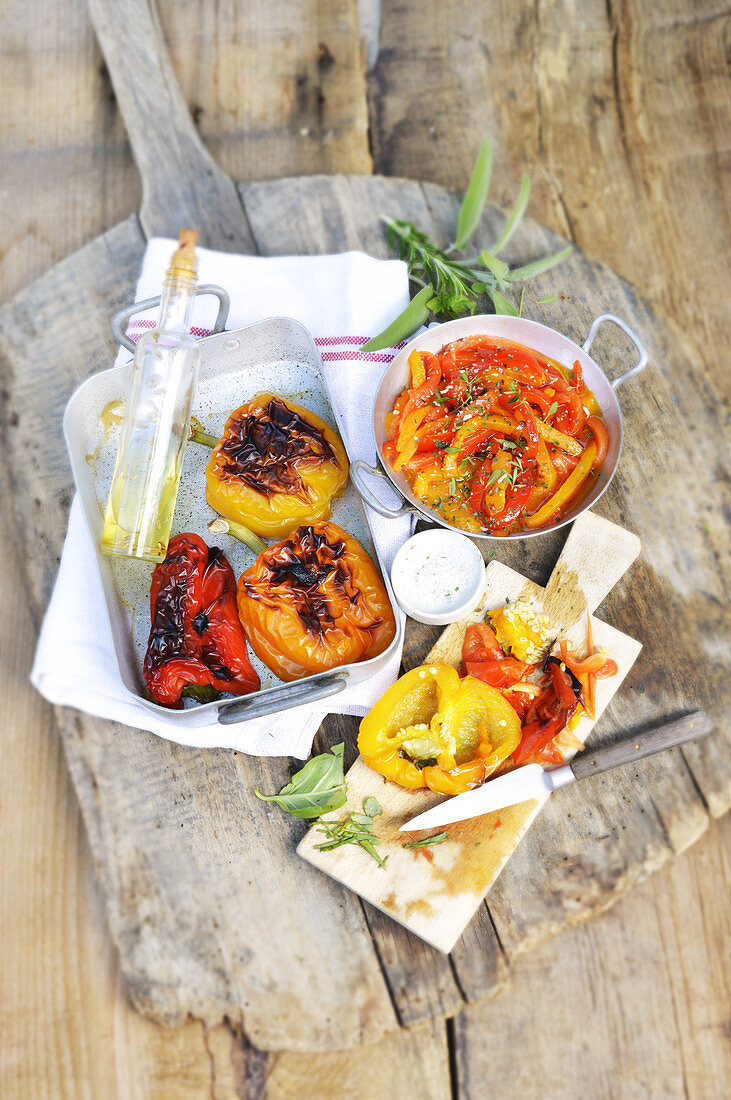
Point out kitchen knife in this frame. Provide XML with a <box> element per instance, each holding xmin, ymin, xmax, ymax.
<box><xmin>400</xmin><ymin>710</ymin><xmax>713</xmax><ymax>832</ymax></box>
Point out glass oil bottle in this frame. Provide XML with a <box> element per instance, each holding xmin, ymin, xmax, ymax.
<box><xmin>101</xmin><ymin>229</ymin><xmax>201</xmax><ymax>562</ymax></box>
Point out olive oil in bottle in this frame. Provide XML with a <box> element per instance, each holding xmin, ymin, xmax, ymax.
<box><xmin>101</xmin><ymin>230</ymin><xmax>201</xmax><ymax>563</ymax></box>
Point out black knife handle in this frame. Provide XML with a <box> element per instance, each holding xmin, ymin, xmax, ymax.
<box><xmin>570</xmin><ymin>710</ymin><xmax>713</xmax><ymax>781</ymax></box>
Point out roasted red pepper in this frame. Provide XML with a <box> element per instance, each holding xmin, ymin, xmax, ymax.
<box><xmin>511</xmin><ymin>660</ymin><xmax>580</xmax><ymax>765</ymax></box>
<box><xmin>144</xmin><ymin>533</ymin><xmax>260</xmax><ymax>708</ymax></box>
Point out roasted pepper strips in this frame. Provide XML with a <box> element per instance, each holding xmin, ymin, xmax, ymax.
<box><xmin>144</xmin><ymin>533</ymin><xmax>260</xmax><ymax>708</ymax></box>
<box><xmin>205</xmin><ymin>393</ymin><xmax>349</xmax><ymax>538</ymax></box>
<box><xmin>237</xmin><ymin>522</ymin><xmax>397</xmax><ymax>682</ymax></box>
<box><xmin>358</xmin><ymin>663</ymin><xmax>521</xmax><ymax>794</ymax></box>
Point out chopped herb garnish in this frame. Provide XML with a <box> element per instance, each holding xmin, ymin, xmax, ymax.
<box><xmin>485</xmin><ymin>468</ymin><xmax>508</xmax><ymax>489</ymax></box>
<box><xmin>449</xmin><ymin>477</ymin><xmax>457</xmax><ymax>496</ymax></box>
<box><xmin>315</xmin><ymin>796</ymin><xmax>387</xmax><ymax>868</ymax></box>
<box><xmin>402</xmin><ymin>831</ymin><xmax>449</xmax><ymax>849</ymax></box>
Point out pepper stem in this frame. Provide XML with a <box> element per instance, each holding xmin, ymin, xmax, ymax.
<box><xmin>188</xmin><ymin>418</ymin><xmax>219</xmax><ymax>448</ymax></box>
<box><xmin>208</xmin><ymin>516</ymin><xmax>266</xmax><ymax>555</ymax></box>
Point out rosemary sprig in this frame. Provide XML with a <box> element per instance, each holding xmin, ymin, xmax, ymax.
<box><xmin>402</xmin><ymin>831</ymin><xmax>449</xmax><ymax>850</ymax></box>
<box><xmin>362</xmin><ymin>136</ymin><xmax>572</xmax><ymax>351</ymax></box>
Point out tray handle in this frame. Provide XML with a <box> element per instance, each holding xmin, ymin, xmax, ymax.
<box><xmin>111</xmin><ymin>284</ymin><xmax>231</xmax><ymax>354</ymax></box>
<box><xmin>216</xmin><ymin>673</ymin><xmax>348</xmax><ymax>725</ymax></box>
<box><xmin>582</xmin><ymin>313</ymin><xmax>648</xmax><ymax>391</ymax></box>
<box><xmin>350</xmin><ymin>460</ymin><xmax>418</xmax><ymax>521</ymax></box>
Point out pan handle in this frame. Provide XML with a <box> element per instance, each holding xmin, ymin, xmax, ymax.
<box><xmin>216</xmin><ymin>673</ymin><xmax>348</xmax><ymax>725</ymax></box>
<box><xmin>111</xmin><ymin>284</ymin><xmax>231</xmax><ymax>354</ymax></box>
<box><xmin>350</xmin><ymin>460</ymin><xmax>419</xmax><ymax>521</ymax></box>
<box><xmin>582</xmin><ymin>313</ymin><xmax>648</xmax><ymax>391</ymax></box>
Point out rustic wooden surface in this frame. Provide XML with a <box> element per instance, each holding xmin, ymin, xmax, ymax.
<box><xmin>1</xmin><ymin>0</ymin><xmax>728</xmax><ymax>1095</ymax></box>
<box><xmin>3</xmin><ymin>170</ymin><xmax>727</xmax><ymax>1048</ymax></box>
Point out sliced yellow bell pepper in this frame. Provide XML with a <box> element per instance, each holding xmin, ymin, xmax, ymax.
<box><xmin>358</xmin><ymin>663</ymin><xmax>521</xmax><ymax>794</ymax></box>
<box><xmin>409</xmin><ymin>349</ymin><xmax>427</xmax><ymax>388</ymax></box>
<box><xmin>523</xmin><ymin>441</ymin><xmax>597</xmax><ymax>528</ymax></box>
<box><xmin>483</xmin><ymin>448</ymin><xmax>513</xmax><ymax>516</ymax></box>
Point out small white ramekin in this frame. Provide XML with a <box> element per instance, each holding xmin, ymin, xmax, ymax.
<box><xmin>390</xmin><ymin>529</ymin><xmax>487</xmax><ymax>626</ymax></box>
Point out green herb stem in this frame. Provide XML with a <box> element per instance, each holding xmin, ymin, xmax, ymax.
<box><xmin>208</xmin><ymin>516</ymin><xmax>267</xmax><ymax>555</ymax></box>
<box><xmin>189</xmin><ymin>425</ymin><xmax>220</xmax><ymax>448</ymax></box>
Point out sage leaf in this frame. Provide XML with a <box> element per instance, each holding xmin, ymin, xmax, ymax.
<box><xmin>490</xmin><ymin>288</ymin><xmax>520</xmax><ymax>316</ymax></box>
<box><xmin>455</xmin><ymin>135</ymin><xmax>493</xmax><ymax>251</ymax></box>
<box><xmin>478</xmin><ymin>249</ymin><xmax>509</xmax><ymax>284</ymax></box>
<box><xmin>254</xmin><ymin>742</ymin><xmax>346</xmax><ymax>819</ymax></box>
<box><xmin>506</xmin><ymin>245</ymin><xmax>573</xmax><ymax>282</ymax></box>
<box><xmin>361</xmin><ymin>286</ymin><xmax>432</xmax><ymax>351</ymax></box>
<box><xmin>492</xmin><ymin>172</ymin><xmax>531</xmax><ymax>256</ymax></box>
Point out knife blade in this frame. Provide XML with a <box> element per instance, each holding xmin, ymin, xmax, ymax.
<box><xmin>400</xmin><ymin>710</ymin><xmax>713</xmax><ymax>833</ymax></box>
<box><xmin>399</xmin><ymin>763</ymin><xmax>574</xmax><ymax>832</ymax></box>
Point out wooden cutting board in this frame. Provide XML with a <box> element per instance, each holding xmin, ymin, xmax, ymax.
<box><xmin>299</xmin><ymin>512</ymin><xmax>642</xmax><ymax>952</ymax></box>
<box><xmin>0</xmin><ymin>0</ymin><xmax>727</xmax><ymax>1053</ymax></box>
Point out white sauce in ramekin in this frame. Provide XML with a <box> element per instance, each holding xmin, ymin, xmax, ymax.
<box><xmin>390</xmin><ymin>529</ymin><xmax>486</xmax><ymax>625</ymax></box>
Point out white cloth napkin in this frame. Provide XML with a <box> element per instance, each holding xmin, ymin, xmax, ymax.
<box><xmin>32</xmin><ymin>241</ymin><xmax>415</xmax><ymax>758</ymax></box>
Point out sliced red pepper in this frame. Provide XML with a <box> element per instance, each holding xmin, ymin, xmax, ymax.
<box><xmin>414</xmin><ymin>417</ymin><xmax>452</xmax><ymax>452</ymax></box>
<box><xmin>553</xmin><ymin>389</ymin><xmax>586</xmax><ymax>435</ymax></box>
<box><xmin>571</xmin><ymin>359</ymin><xmax>585</xmax><ymax>389</ymax></box>
<box><xmin>585</xmin><ymin>415</ymin><xmax>609</xmax><ymax>467</ymax></box>
<box><xmin>463</xmin><ymin>622</ymin><xmax>504</xmax><ymax>662</ymax></box>
<box><xmin>466</xmin><ymin>656</ymin><xmax>528</xmax><ymax>688</ymax></box>
<box><xmin>512</xmin><ymin>662</ymin><xmax>579</xmax><ymax>765</ymax></box>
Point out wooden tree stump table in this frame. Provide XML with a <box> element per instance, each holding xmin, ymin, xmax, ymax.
<box><xmin>0</xmin><ymin>0</ymin><xmax>727</xmax><ymax>1056</ymax></box>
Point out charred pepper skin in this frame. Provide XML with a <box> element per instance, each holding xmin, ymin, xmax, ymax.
<box><xmin>144</xmin><ymin>533</ymin><xmax>260</xmax><ymax>708</ymax></box>
<box><xmin>237</xmin><ymin>522</ymin><xmax>397</xmax><ymax>682</ymax></box>
<box><xmin>205</xmin><ymin>394</ymin><xmax>349</xmax><ymax>538</ymax></box>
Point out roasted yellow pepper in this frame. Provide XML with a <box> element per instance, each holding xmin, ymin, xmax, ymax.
<box><xmin>205</xmin><ymin>393</ymin><xmax>349</xmax><ymax>538</ymax></box>
<box><xmin>358</xmin><ymin>663</ymin><xmax>521</xmax><ymax>794</ymax></box>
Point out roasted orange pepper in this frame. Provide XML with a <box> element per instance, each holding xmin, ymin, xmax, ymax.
<box><xmin>358</xmin><ymin>664</ymin><xmax>521</xmax><ymax>794</ymax></box>
<box><xmin>205</xmin><ymin>393</ymin><xmax>349</xmax><ymax>538</ymax></box>
<box><xmin>237</xmin><ymin>522</ymin><xmax>397</xmax><ymax>682</ymax></box>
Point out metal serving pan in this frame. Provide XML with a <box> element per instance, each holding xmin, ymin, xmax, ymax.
<box><xmin>350</xmin><ymin>313</ymin><xmax>647</xmax><ymax>539</ymax></box>
<box><xmin>63</xmin><ymin>313</ymin><xmax>402</xmax><ymax>725</ymax></box>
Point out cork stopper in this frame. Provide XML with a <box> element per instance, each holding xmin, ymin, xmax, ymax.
<box><xmin>166</xmin><ymin>228</ymin><xmax>198</xmax><ymax>281</ymax></box>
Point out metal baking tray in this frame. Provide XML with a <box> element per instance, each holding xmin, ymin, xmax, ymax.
<box><xmin>63</xmin><ymin>315</ymin><xmax>403</xmax><ymax>725</ymax></box>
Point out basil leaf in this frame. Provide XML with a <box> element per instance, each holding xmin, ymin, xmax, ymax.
<box><xmin>363</xmin><ymin>796</ymin><xmax>383</xmax><ymax>817</ymax></box>
<box><xmin>490</xmin><ymin>288</ymin><xmax>520</xmax><ymax>316</ymax></box>
<box><xmin>361</xmin><ymin>286</ymin><xmax>432</xmax><ymax>351</ymax></box>
<box><xmin>492</xmin><ymin>173</ymin><xmax>531</xmax><ymax>256</ymax></box>
<box><xmin>506</xmin><ymin>245</ymin><xmax>573</xmax><ymax>282</ymax></box>
<box><xmin>455</xmin><ymin>135</ymin><xmax>493</xmax><ymax>250</ymax></box>
<box><xmin>402</xmin><ymin>831</ymin><xmax>449</xmax><ymax>849</ymax></box>
<box><xmin>254</xmin><ymin>742</ymin><xmax>346</xmax><ymax>819</ymax></box>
